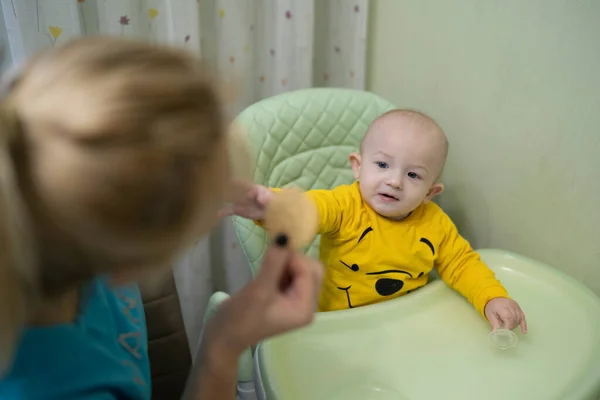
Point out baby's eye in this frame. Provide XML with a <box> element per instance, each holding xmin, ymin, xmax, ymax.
<box><xmin>376</xmin><ymin>161</ymin><xmax>388</xmax><ymax>169</ymax></box>
<box><xmin>408</xmin><ymin>172</ymin><xmax>420</xmax><ymax>179</ymax></box>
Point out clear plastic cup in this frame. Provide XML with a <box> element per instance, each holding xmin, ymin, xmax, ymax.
<box><xmin>489</xmin><ymin>327</ymin><xmax>519</xmax><ymax>350</ymax></box>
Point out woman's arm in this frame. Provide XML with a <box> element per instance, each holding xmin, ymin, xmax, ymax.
<box><xmin>182</xmin><ymin>317</ymin><xmax>241</xmax><ymax>400</ymax></box>
<box><xmin>182</xmin><ymin>239</ymin><xmax>323</xmax><ymax>400</ymax></box>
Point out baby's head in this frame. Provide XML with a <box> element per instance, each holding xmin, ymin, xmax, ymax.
<box><xmin>0</xmin><ymin>37</ymin><xmax>239</xmax><ymax>368</ymax></box>
<box><xmin>350</xmin><ymin>109</ymin><xmax>448</xmax><ymax>220</ymax></box>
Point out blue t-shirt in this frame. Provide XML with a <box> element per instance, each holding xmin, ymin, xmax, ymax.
<box><xmin>0</xmin><ymin>278</ymin><xmax>151</xmax><ymax>399</ymax></box>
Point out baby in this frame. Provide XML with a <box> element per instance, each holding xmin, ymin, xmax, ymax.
<box><xmin>228</xmin><ymin>109</ymin><xmax>527</xmax><ymax>332</ymax></box>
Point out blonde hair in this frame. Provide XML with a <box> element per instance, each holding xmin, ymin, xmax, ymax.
<box><xmin>0</xmin><ymin>37</ymin><xmax>236</xmax><ymax>371</ymax></box>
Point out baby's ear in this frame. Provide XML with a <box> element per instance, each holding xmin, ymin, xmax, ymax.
<box><xmin>423</xmin><ymin>183</ymin><xmax>444</xmax><ymax>203</ymax></box>
<box><xmin>349</xmin><ymin>152</ymin><xmax>361</xmax><ymax>180</ymax></box>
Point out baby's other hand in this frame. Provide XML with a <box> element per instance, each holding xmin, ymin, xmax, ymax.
<box><xmin>220</xmin><ymin>183</ymin><xmax>274</xmax><ymax>220</ymax></box>
<box><xmin>484</xmin><ymin>297</ymin><xmax>527</xmax><ymax>334</ymax></box>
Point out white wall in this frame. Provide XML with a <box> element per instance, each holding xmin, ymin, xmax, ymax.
<box><xmin>368</xmin><ymin>0</ymin><xmax>600</xmax><ymax>292</ymax></box>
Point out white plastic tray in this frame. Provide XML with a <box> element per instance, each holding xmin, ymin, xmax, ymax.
<box><xmin>256</xmin><ymin>249</ymin><xmax>600</xmax><ymax>400</ymax></box>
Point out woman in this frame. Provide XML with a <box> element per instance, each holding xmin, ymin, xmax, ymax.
<box><xmin>0</xmin><ymin>37</ymin><xmax>322</xmax><ymax>399</ymax></box>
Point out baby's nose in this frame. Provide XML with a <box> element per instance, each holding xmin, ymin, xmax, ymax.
<box><xmin>386</xmin><ymin>174</ymin><xmax>403</xmax><ymax>189</ymax></box>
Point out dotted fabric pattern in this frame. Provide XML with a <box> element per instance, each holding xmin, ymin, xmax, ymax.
<box><xmin>233</xmin><ymin>88</ymin><xmax>396</xmax><ymax>276</ymax></box>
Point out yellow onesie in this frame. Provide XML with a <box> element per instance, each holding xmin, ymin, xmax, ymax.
<box><xmin>281</xmin><ymin>182</ymin><xmax>509</xmax><ymax>317</ymax></box>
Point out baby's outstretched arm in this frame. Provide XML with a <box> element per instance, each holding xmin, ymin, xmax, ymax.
<box><xmin>219</xmin><ymin>183</ymin><xmax>274</xmax><ymax>221</ymax></box>
<box><xmin>435</xmin><ymin>214</ymin><xmax>527</xmax><ymax>332</ymax></box>
<box><xmin>223</xmin><ymin>184</ymin><xmax>354</xmax><ymax>242</ymax></box>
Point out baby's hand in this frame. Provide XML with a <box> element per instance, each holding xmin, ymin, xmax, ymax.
<box><xmin>484</xmin><ymin>297</ymin><xmax>527</xmax><ymax>334</ymax></box>
<box><xmin>220</xmin><ymin>183</ymin><xmax>274</xmax><ymax>221</ymax></box>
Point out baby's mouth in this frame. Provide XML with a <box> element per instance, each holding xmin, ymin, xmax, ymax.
<box><xmin>378</xmin><ymin>193</ymin><xmax>399</xmax><ymax>201</ymax></box>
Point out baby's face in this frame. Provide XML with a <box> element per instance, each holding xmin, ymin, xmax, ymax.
<box><xmin>351</xmin><ymin>115</ymin><xmax>446</xmax><ymax>220</ymax></box>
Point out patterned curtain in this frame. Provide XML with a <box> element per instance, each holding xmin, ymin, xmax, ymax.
<box><xmin>0</xmin><ymin>0</ymin><xmax>369</xmax><ymax>350</ymax></box>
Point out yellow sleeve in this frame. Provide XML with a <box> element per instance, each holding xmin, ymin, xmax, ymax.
<box><xmin>435</xmin><ymin>212</ymin><xmax>509</xmax><ymax>319</ymax></box>
<box><xmin>254</xmin><ymin>186</ymin><xmax>349</xmax><ymax>236</ymax></box>
<box><xmin>305</xmin><ymin>188</ymin><xmax>348</xmax><ymax>236</ymax></box>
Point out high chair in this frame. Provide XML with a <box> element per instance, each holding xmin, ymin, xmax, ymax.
<box><xmin>199</xmin><ymin>88</ymin><xmax>600</xmax><ymax>400</ymax></box>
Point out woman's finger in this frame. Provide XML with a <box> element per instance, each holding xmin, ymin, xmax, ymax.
<box><xmin>256</xmin><ymin>234</ymin><xmax>291</xmax><ymax>287</ymax></box>
<box><xmin>299</xmin><ymin>255</ymin><xmax>323</xmax><ymax>299</ymax></box>
<box><xmin>309</xmin><ymin>258</ymin><xmax>324</xmax><ymax>299</ymax></box>
<box><xmin>286</xmin><ymin>255</ymin><xmax>313</xmax><ymax>296</ymax></box>
<box><xmin>284</xmin><ymin>254</ymin><xmax>319</xmax><ymax>324</ymax></box>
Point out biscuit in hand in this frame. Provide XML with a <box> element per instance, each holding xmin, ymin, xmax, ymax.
<box><xmin>263</xmin><ymin>188</ymin><xmax>318</xmax><ymax>250</ymax></box>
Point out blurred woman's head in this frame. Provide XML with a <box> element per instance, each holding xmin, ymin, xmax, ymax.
<box><xmin>0</xmin><ymin>37</ymin><xmax>241</xmax><ymax>370</ymax></box>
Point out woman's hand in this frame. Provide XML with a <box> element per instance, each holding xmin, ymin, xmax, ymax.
<box><xmin>188</xmin><ymin>234</ymin><xmax>323</xmax><ymax>399</ymax></box>
<box><xmin>213</xmin><ymin>233</ymin><xmax>323</xmax><ymax>353</ymax></box>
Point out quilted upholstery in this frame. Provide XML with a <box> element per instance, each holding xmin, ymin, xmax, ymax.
<box><xmin>233</xmin><ymin>88</ymin><xmax>396</xmax><ymax>275</ymax></box>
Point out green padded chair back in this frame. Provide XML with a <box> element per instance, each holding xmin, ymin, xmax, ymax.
<box><xmin>233</xmin><ymin>88</ymin><xmax>396</xmax><ymax>276</ymax></box>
